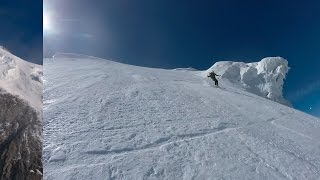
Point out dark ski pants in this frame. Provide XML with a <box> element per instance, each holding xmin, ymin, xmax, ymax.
<box><xmin>214</xmin><ymin>79</ymin><xmax>218</xmax><ymax>86</ymax></box>
<box><xmin>211</xmin><ymin>78</ymin><xmax>218</xmax><ymax>86</ymax></box>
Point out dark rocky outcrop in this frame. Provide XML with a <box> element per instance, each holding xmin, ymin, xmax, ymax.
<box><xmin>0</xmin><ymin>91</ymin><xmax>42</xmax><ymax>180</ymax></box>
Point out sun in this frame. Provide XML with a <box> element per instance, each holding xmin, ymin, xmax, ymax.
<box><xmin>43</xmin><ymin>12</ymin><xmax>51</xmax><ymax>31</ymax></box>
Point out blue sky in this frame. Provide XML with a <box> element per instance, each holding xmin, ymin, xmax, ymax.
<box><xmin>0</xmin><ymin>0</ymin><xmax>42</xmax><ymax>64</ymax></box>
<box><xmin>3</xmin><ymin>0</ymin><xmax>320</xmax><ymax>117</ymax></box>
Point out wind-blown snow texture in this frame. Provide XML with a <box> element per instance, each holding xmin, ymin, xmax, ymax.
<box><xmin>44</xmin><ymin>54</ymin><xmax>320</xmax><ymax>180</ymax></box>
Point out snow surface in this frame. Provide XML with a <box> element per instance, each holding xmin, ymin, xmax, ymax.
<box><xmin>43</xmin><ymin>54</ymin><xmax>320</xmax><ymax>179</ymax></box>
<box><xmin>0</xmin><ymin>47</ymin><xmax>42</xmax><ymax>109</ymax></box>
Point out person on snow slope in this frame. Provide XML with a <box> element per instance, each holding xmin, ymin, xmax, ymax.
<box><xmin>207</xmin><ymin>71</ymin><xmax>220</xmax><ymax>86</ymax></box>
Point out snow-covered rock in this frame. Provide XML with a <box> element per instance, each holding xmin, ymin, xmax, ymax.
<box><xmin>0</xmin><ymin>47</ymin><xmax>42</xmax><ymax>180</ymax></box>
<box><xmin>43</xmin><ymin>54</ymin><xmax>320</xmax><ymax>180</ymax></box>
<box><xmin>0</xmin><ymin>47</ymin><xmax>42</xmax><ymax>109</ymax></box>
<box><xmin>204</xmin><ymin>57</ymin><xmax>290</xmax><ymax>105</ymax></box>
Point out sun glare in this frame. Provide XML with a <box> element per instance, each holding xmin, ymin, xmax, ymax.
<box><xmin>43</xmin><ymin>12</ymin><xmax>51</xmax><ymax>31</ymax></box>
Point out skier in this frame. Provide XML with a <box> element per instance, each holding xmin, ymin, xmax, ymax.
<box><xmin>207</xmin><ymin>71</ymin><xmax>220</xmax><ymax>87</ymax></box>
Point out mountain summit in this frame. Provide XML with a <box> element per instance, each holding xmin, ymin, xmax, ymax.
<box><xmin>0</xmin><ymin>47</ymin><xmax>42</xmax><ymax>179</ymax></box>
<box><xmin>44</xmin><ymin>54</ymin><xmax>319</xmax><ymax>179</ymax></box>
<box><xmin>0</xmin><ymin>47</ymin><xmax>42</xmax><ymax>109</ymax></box>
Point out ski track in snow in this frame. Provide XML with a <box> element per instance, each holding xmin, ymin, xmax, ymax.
<box><xmin>43</xmin><ymin>57</ymin><xmax>320</xmax><ymax>180</ymax></box>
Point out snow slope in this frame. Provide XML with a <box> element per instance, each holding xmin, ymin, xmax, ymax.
<box><xmin>0</xmin><ymin>47</ymin><xmax>42</xmax><ymax>109</ymax></box>
<box><xmin>43</xmin><ymin>54</ymin><xmax>320</xmax><ymax>179</ymax></box>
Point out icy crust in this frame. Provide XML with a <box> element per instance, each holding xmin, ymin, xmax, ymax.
<box><xmin>0</xmin><ymin>47</ymin><xmax>42</xmax><ymax>109</ymax></box>
<box><xmin>204</xmin><ymin>57</ymin><xmax>290</xmax><ymax>105</ymax></box>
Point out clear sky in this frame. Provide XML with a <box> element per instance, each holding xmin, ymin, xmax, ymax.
<box><xmin>11</xmin><ymin>0</ymin><xmax>320</xmax><ymax>117</ymax></box>
<box><xmin>0</xmin><ymin>0</ymin><xmax>42</xmax><ymax>64</ymax></box>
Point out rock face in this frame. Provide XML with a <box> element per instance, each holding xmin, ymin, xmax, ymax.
<box><xmin>0</xmin><ymin>47</ymin><xmax>42</xmax><ymax>180</ymax></box>
<box><xmin>205</xmin><ymin>57</ymin><xmax>290</xmax><ymax>105</ymax></box>
<box><xmin>0</xmin><ymin>91</ymin><xmax>42</xmax><ymax>180</ymax></box>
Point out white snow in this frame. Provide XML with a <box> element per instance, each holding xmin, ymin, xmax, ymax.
<box><xmin>0</xmin><ymin>47</ymin><xmax>42</xmax><ymax>109</ymax></box>
<box><xmin>43</xmin><ymin>54</ymin><xmax>320</xmax><ymax>179</ymax></box>
<box><xmin>204</xmin><ymin>57</ymin><xmax>290</xmax><ymax>105</ymax></box>
<box><xmin>49</xmin><ymin>146</ymin><xmax>67</xmax><ymax>162</ymax></box>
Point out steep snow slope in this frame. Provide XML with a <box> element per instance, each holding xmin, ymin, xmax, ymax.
<box><xmin>43</xmin><ymin>54</ymin><xmax>320</xmax><ymax>179</ymax></box>
<box><xmin>0</xmin><ymin>47</ymin><xmax>42</xmax><ymax>109</ymax></box>
<box><xmin>0</xmin><ymin>47</ymin><xmax>43</xmax><ymax>179</ymax></box>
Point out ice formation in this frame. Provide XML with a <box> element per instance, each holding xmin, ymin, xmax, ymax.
<box><xmin>204</xmin><ymin>57</ymin><xmax>290</xmax><ymax>105</ymax></box>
